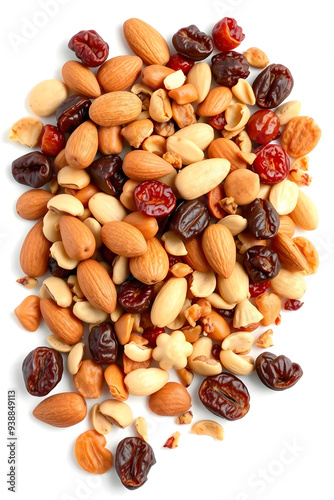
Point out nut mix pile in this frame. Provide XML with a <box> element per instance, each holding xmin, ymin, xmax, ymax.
<box><xmin>10</xmin><ymin>17</ymin><xmax>321</xmax><ymax>489</ymax></box>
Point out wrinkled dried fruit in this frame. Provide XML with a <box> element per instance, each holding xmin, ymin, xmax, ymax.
<box><xmin>12</xmin><ymin>152</ymin><xmax>53</xmax><ymax>188</ymax></box>
<box><xmin>169</xmin><ymin>199</ymin><xmax>210</xmax><ymax>242</ymax></box>
<box><xmin>252</xmin><ymin>64</ymin><xmax>294</xmax><ymax>109</ymax></box>
<box><xmin>88</xmin><ymin>322</ymin><xmax>119</xmax><ymax>365</ymax></box>
<box><xmin>256</xmin><ymin>352</ymin><xmax>303</xmax><ymax>390</ymax></box>
<box><xmin>243</xmin><ymin>246</ymin><xmax>280</xmax><ymax>283</ymax></box>
<box><xmin>172</xmin><ymin>25</ymin><xmax>213</xmax><ymax>61</ymax></box>
<box><xmin>115</xmin><ymin>437</ymin><xmax>156</xmax><ymax>489</ymax></box>
<box><xmin>68</xmin><ymin>30</ymin><xmax>109</xmax><ymax>67</ymax></box>
<box><xmin>22</xmin><ymin>347</ymin><xmax>63</xmax><ymax>397</ymax></box>
<box><xmin>75</xmin><ymin>430</ymin><xmax>113</xmax><ymax>473</ymax></box>
<box><xmin>199</xmin><ymin>372</ymin><xmax>250</xmax><ymax>420</ymax></box>
<box><xmin>211</xmin><ymin>51</ymin><xmax>250</xmax><ymax>87</ymax></box>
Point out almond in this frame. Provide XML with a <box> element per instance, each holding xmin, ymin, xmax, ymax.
<box><xmin>141</xmin><ymin>64</ymin><xmax>175</xmax><ymax>90</ymax></box>
<box><xmin>174</xmin><ymin>158</ymin><xmax>230</xmax><ymax>200</ymax></box>
<box><xmin>150</xmin><ymin>277</ymin><xmax>188</xmax><ymax>328</ymax></box>
<box><xmin>122</xmin><ymin>211</ymin><xmax>159</xmax><ymax>240</ymax></box>
<box><xmin>65</xmin><ymin>120</ymin><xmax>98</xmax><ymax>170</ymax></box>
<box><xmin>76</xmin><ymin>259</ymin><xmax>117</xmax><ymax>313</ymax></box>
<box><xmin>123</xmin><ymin>18</ymin><xmax>170</xmax><ymax>66</ymax></box>
<box><xmin>97</xmin><ymin>55</ymin><xmax>143</xmax><ymax>92</ymax></box>
<box><xmin>208</xmin><ymin>137</ymin><xmax>248</xmax><ymax>171</ymax></box>
<box><xmin>32</xmin><ymin>392</ymin><xmax>87</xmax><ymax>427</ymax></box>
<box><xmin>16</xmin><ymin>189</ymin><xmax>54</xmax><ymax>220</ymax></box>
<box><xmin>59</xmin><ymin>215</ymin><xmax>96</xmax><ymax>261</ymax></box>
<box><xmin>14</xmin><ymin>295</ymin><xmax>41</xmax><ymax>332</ymax></box>
<box><xmin>183</xmin><ymin>237</ymin><xmax>212</xmax><ymax>273</ymax></box>
<box><xmin>129</xmin><ymin>237</ymin><xmax>169</xmax><ymax>285</ymax></box>
<box><xmin>40</xmin><ymin>298</ymin><xmax>84</xmax><ymax>344</ymax></box>
<box><xmin>101</xmin><ymin>221</ymin><xmax>147</xmax><ymax>258</ymax></box>
<box><xmin>148</xmin><ymin>382</ymin><xmax>191</xmax><ymax>416</ymax></box>
<box><xmin>290</xmin><ymin>189</ymin><xmax>319</xmax><ymax>230</ymax></box>
<box><xmin>89</xmin><ymin>91</ymin><xmax>142</xmax><ymax>127</ymax></box>
<box><xmin>122</xmin><ymin>150</ymin><xmax>174</xmax><ymax>180</ymax></box>
<box><xmin>196</xmin><ymin>86</ymin><xmax>233</xmax><ymax>117</ymax></box>
<box><xmin>202</xmin><ymin>224</ymin><xmax>236</xmax><ymax>278</ymax></box>
<box><xmin>271</xmin><ymin>232</ymin><xmax>310</xmax><ymax>272</ymax></box>
<box><xmin>61</xmin><ymin>60</ymin><xmax>101</xmax><ymax>98</ymax></box>
<box><xmin>20</xmin><ymin>220</ymin><xmax>51</xmax><ymax>277</ymax></box>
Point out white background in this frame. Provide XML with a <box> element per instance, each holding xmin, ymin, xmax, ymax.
<box><xmin>1</xmin><ymin>0</ymin><xmax>333</xmax><ymax>499</ymax></box>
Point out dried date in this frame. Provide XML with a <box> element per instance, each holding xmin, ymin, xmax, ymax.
<box><xmin>56</xmin><ymin>94</ymin><xmax>91</xmax><ymax>133</ymax></box>
<box><xmin>252</xmin><ymin>64</ymin><xmax>294</xmax><ymax>109</ymax></box>
<box><xmin>88</xmin><ymin>322</ymin><xmax>118</xmax><ymax>365</ymax></box>
<box><xmin>22</xmin><ymin>347</ymin><xmax>63</xmax><ymax>396</ymax></box>
<box><xmin>169</xmin><ymin>199</ymin><xmax>210</xmax><ymax>242</ymax></box>
<box><xmin>115</xmin><ymin>437</ymin><xmax>156</xmax><ymax>489</ymax></box>
<box><xmin>89</xmin><ymin>154</ymin><xmax>127</xmax><ymax>197</ymax></box>
<box><xmin>211</xmin><ymin>51</ymin><xmax>250</xmax><ymax>87</ymax></box>
<box><xmin>243</xmin><ymin>198</ymin><xmax>280</xmax><ymax>239</ymax></box>
<box><xmin>256</xmin><ymin>352</ymin><xmax>303</xmax><ymax>390</ymax></box>
<box><xmin>172</xmin><ymin>25</ymin><xmax>213</xmax><ymax>61</ymax></box>
<box><xmin>199</xmin><ymin>372</ymin><xmax>250</xmax><ymax>420</ymax></box>
<box><xmin>243</xmin><ymin>246</ymin><xmax>280</xmax><ymax>283</ymax></box>
<box><xmin>12</xmin><ymin>152</ymin><xmax>53</xmax><ymax>188</ymax></box>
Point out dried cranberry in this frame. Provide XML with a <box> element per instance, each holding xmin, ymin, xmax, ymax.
<box><xmin>212</xmin><ymin>17</ymin><xmax>245</xmax><ymax>51</ymax></box>
<box><xmin>48</xmin><ymin>257</ymin><xmax>73</xmax><ymax>279</ymax></box>
<box><xmin>243</xmin><ymin>198</ymin><xmax>280</xmax><ymax>239</ymax></box>
<box><xmin>211</xmin><ymin>51</ymin><xmax>250</xmax><ymax>87</ymax></box>
<box><xmin>166</xmin><ymin>53</ymin><xmax>194</xmax><ymax>74</ymax></box>
<box><xmin>22</xmin><ymin>347</ymin><xmax>63</xmax><ymax>396</ymax></box>
<box><xmin>252</xmin><ymin>64</ymin><xmax>294</xmax><ymax>109</ymax></box>
<box><xmin>88</xmin><ymin>322</ymin><xmax>118</xmax><ymax>365</ymax></box>
<box><xmin>134</xmin><ymin>181</ymin><xmax>176</xmax><ymax>218</ymax></box>
<box><xmin>118</xmin><ymin>280</ymin><xmax>155</xmax><ymax>314</ymax></box>
<box><xmin>68</xmin><ymin>30</ymin><xmax>109</xmax><ymax>67</ymax></box>
<box><xmin>169</xmin><ymin>199</ymin><xmax>210</xmax><ymax>242</ymax></box>
<box><xmin>38</xmin><ymin>124</ymin><xmax>66</xmax><ymax>157</ymax></box>
<box><xmin>199</xmin><ymin>372</ymin><xmax>250</xmax><ymax>420</ymax></box>
<box><xmin>56</xmin><ymin>94</ymin><xmax>91</xmax><ymax>133</ymax></box>
<box><xmin>249</xmin><ymin>281</ymin><xmax>270</xmax><ymax>298</ymax></box>
<box><xmin>284</xmin><ymin>299</ymin><xmax>304</xmax><ymax>311</ymax></box>
<box><xmin>172</xmin><ymin>25</ymin><xmax>214</xmax><ymax>61</ymax></box>
<box><xmin>89</xmin><ymin>155</ymin><xmax>127</xmax><ymax>197</ymax></box>
<box><xmin>142</xmin><ymin>327</ymin><xmax>165</xmax><ymax>348</ymax></box>
<box><xmin>256</xmin><ymin>352</ymin><xmax>303</xmax><ymax>390</ymax></box>
<box><xmin>246</xmin><ymin>110</ymin><xmax>280</xmax><ymax>145</ymax></box>
<box><xmin>115</xmin><ymin>437</ymin><xmax>156</xmax><ymax>490</ymax></box>
<box><xmin>243</xmin><ymin>246</ymin><xmax>280</xmax><ymax>283</ymax></box>
<box><xmin>209</xmin><ymin>112</ymin><xmax>226</xmax><ymax>130</ymax></box>
<box><xmin>252</xmin><ymin>144</ymin><xmax>290</xmax><ymax>184</ymax></box>
<box><xmin>12</xmin><ymin>152</ymin><xmax>53</xmax><ymax>188</ymax></box>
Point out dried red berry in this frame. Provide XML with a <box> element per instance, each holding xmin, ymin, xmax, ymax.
<box><xmin>166</xmin><ymin>53</ymin><xmax>194</xmax><ymax>74</ymax></box>
<box><xmin>246</xmin><ymin>110</ymin><xmax>280</xmax><ymax>145</ymax></box>
<box><xmin>68</xmin><ymin>30</ymin><xmax>109</xmax><ymax>67</ymax></box>
<box><xmin>38</xmin><ymin>124</ymin><xmax>66</xmax><ymax>157</ymax></box>
<box><xmin>134</xmin><ymin>181</ymin><xmax>176</xmax><ymax>218</ymax></box>
<box><xmin>252</xmin><ymin>144</ymin><xmax>290</xmax><ymax>184</ymax></box>
<box><xmin>212</xmin><ymin>17</ymin><xmax>245</xmax><ymax>51</ymax></box>
<box><xmin>284</xmin><ymin>299</ymin><xmax>304</xmax><ymax>311</ymax></box>
<box><xmin>249</xmin><ymin>281</ymin><xmax>270</xmax><ymax>298</ymax></box>
<box><xmin>209</xmin><ymin>112</ymin><xmax>226</xmax><ymax>130</ymax></box>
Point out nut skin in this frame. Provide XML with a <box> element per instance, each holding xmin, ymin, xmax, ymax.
<box><xmin>148</xmin><ymin>382</ymin><xmax>192</xmax><ymax>416</ymax></box>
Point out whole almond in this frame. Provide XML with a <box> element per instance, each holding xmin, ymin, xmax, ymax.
<box><xmin>129</xmin><ymin>237</ymin><xmax>169</xmax><ymax>285</ymax></box>
<box><xmin>183</xmin><ymin>237</ymin><xmax>212</xmax><ymax>273</ymax></box>
<box><xmin>122</xmin><ymin>150</ymin><xmax>174</xmax><ymax>180</ymax></box>
<box><xmin>202</xmin><ymin>224</ymin><xmax>236</xmax><ymax>278</ymax></box>
<box><xmin>141</xmin><ymin>64</ymin><xmax>175</xmax><ymax>90</ymax></box>
<box><xmin>59</xmin><ymin>215</ymin><xmax>96</xmax><ymax>261</ymax></box>
<box><xmin>123</xmin><ymin>18</ymin><xmax>170</xmax><ymax>66</ymax></box>
<box><xmin>32</xmin><ymin>392</ymin><xmax>87</xmax><ymax>427</ymax></box>
<box><xmin>290</xmin><ymin>189</ymin><xmax>319</xmax><ymax>230</ymax></box>
<box><xmin>122</xmin><ymin>211</ymin><xmax>159</xmax><ymax>240</ymax></box>
<box><xmin>20</xmin><ymin>220</ymin><xmax>51</xmax><ymax>277</ymax></box>
<box><xmin>76</xmin><ymin>259</ymin><xmax>117</xmax><ymax>313</ymax></box>
<box><xmin>196</xmin><ymin>86</ymin><xmax>233</xmax><ymax>116</ymax></box>
<box><xmin>271</xmin><ymin>232</ymin><xmax>309</xmax><ymax>272</ymax></box>
<box><xmin>175</xmin><ymin>158</ymin><xmax>230</xmax><ymax>200</ymax></box>
<box><xmin>97</xmin><ymin>55</ymin><xmax>142</xmax><ymax>92</ymax></box>
<box><xmin>14</xmin><ymin>295</ymin><xmax>41</xmax><ymax>332</ymax></box>
<box><xmin>150</xmin><ymin>277</ymin><xmax>188</xmax><ymax>328</ymax></box>
<box><xmin>65</xmin><ymin>120</ymin><xmax>98</xmax><ymax>170</ymax></box>
<box><xmin>62</xmin><ymin>60</ymin><xmax>101</xmax><ymax>98</ymax></box>
<box><xmin>208</xmin><ymin>137</ymin><xmax>248</xmax><ymax>171</ymax></box>
<box><xmin>16</xmin><ymin>189</ymin><xmax>54</xmax><ymax>220</ymax></box>
<box><xmin>101</xmin><ymin>221</ymin><xmax>147</xmax><ymax>258</ymax></box>
<box><xmin>89</xmin><ymin>91</ymin><xmax>142</xmax><ymax>127</ymax></box>
<box><xmin>148</xmin><ymin>382</ymin><xmax>191</xmax><ymax>416</ymax></box>
<box><xmin>40</xmin><ymin>298</ymin><xmax>84</xmax><ymax>344</ymax></box>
